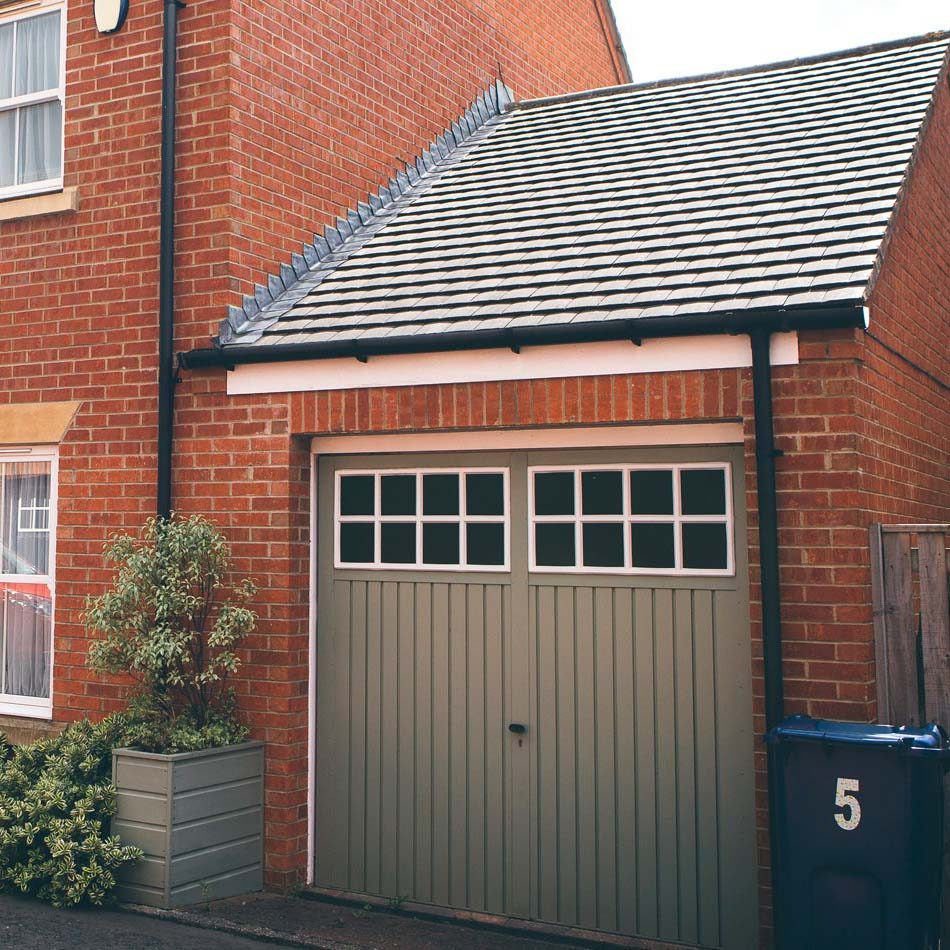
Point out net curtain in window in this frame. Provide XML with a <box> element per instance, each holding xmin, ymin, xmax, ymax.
<box><xmin>0</xmin><ymin>463</ymin><xmax>52</xmax><ymax>701</ymax></box>
<box><xmin>3</xmin><ymin>587</ymin><xmax>51</xmax><ymax>699</ymax></box>
<box><xmin>16</xmin><ymin>13</ymin><xmax>62</xmax><ymax>185</ymax></box>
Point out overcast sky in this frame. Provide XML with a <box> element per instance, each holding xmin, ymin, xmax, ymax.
<box><xmin>611</xmin><ymin>0</ymin><xmax>949</xmax><ymax>83</ymax></box>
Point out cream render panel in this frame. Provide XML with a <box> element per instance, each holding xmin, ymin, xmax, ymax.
<box><xmin>227</xmin><ymin>332</ymin><xmax>798</xmax><ymax>395</ymax></box>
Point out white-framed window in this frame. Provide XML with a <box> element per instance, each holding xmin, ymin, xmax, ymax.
<box><xmin>335</xmin><ymin>468</ymin><xmax>510</xmax><ymax>571</ymax></box>
<box><xmin>0</xmin><ymin>1</ymin><xmax>66</xmax><ymax>200</ymax></box>
<box><xmin>0</xmin><ymin>449</ymin><xmax>57</xmax><ymax>718</ymax></box>
<box><xmin>529</xmin><ymin>463</ymin><xmax>734</xmax><ymax>576</ymax></box>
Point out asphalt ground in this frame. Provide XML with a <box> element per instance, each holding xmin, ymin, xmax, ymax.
<box><xmin>0</xmin><ymin>893</ymin><xmax>294</xmax><ymax>949</ymax></box>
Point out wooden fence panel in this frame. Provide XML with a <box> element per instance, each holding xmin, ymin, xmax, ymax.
<box><xmin>870</xmin><ymin>524</ymin><xmax>950</xmax><ymax>943</ymax></box>
<box><xmin>919</xmin><ymin>534</ymin><xmax>950</xmax><ymax>732</ymax></box>
<box><xmin>876</xmin><ymin>527</ymin><xmax>919</xmax><ymax>725</ymax></box>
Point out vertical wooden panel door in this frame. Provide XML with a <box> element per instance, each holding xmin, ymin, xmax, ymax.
<box><xmin>315</xmin><ymin>448</ymin><xmax>757</xmax><ymax>948</ymax></box>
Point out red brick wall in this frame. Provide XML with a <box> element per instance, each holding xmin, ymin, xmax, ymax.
<box><xmin>860</xmin><ymin>61</ymin><xmax>950</xmax><ymax>541</ymax></box>
<box><xmin>0</xmin><ymin>0</ymin><xmax>626</xmax><ymax>889</ymax></box>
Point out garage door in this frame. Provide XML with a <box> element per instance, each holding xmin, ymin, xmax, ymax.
<box><xmin>314</xmin><ymin>446</ymin><xmax>756</xmax><ymax>948</ymax></box>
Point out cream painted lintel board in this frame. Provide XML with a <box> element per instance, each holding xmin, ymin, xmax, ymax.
<box><xmin>0</xmin><ymin>400</ymin><xmax>81</xmax><ymax>445</ymax></box>
<box><xmin>311</xmin><ymin>421</ymin><xmax>744</xmax><ymax>457</ymax></box>
<box><xmin>0</xmin><ymin>187</ymin><xmax>79</xmax><ymax>224</ymax></box>
<box><xmin>228</xmin><ymin>332</ymin><xmax>799</xmax><ymax>396</ymax></box>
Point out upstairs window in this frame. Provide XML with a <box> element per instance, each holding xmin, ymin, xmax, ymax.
<box><xmin>0</xmin><ymin>4</ymin><xmax>65</xmax><ymax>200</ymax></box>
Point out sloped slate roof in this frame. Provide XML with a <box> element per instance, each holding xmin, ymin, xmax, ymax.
<box><xmin>214</xmin><ymin>32</ymin><xmax>950</xmax><ymax>357</ymax></box>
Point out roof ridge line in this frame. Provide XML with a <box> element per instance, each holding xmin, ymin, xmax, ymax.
<box><xmin>513</xmin><ymin>29</ymin><xmax>950</xmax><ymax>111</ymax></box>
<box><xmin>219</xmin><ymin>78</ymin><xmax>515</xmax><ymax>345</ymax></box>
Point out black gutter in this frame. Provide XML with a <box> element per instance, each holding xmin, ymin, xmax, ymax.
<box><xmin>178</xmin><ymin>305</ymin><xmax>866</xmax><ymax>369</ymax></box>
<box><xmin>157</xmin><ymin>0</ymin><xmax>183</xmax><ymax>519</ymax></box>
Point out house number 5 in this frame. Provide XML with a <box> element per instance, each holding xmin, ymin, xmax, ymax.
<box><xmin>834</xmin><ymin>777</ymin><xmax>861</xmax><ymax>831</ymax></box>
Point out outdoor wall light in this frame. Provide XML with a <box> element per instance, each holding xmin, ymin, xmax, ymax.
<box><xmin>94</xmin><ymin>0</ymin><xmax>129</xmax><ymax>34</ymax></box>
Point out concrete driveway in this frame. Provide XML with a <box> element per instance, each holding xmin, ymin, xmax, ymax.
<box><xmin>0</xmin><ymin>893</ymin><xmax>292</xmax><ymax>949</ymax></box>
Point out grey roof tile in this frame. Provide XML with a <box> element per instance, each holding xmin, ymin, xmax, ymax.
<box><xmin>220</xmin><ymin>35</ymin><xmax>948</xmax><ymax>352</ymax></box>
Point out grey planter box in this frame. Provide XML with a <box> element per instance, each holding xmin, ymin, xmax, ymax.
<box><xmin>111</xmin><ymin>741</ymin><xmax>264</xmax><ymax>908</ymax></box>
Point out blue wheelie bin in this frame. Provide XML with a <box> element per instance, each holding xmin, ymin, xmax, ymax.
<box><xmin>767</xmin><ymin>715</ymin><xmax>950</xmax><ymax>950</ymax></box>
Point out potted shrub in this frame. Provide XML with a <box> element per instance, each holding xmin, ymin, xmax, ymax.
<box><xmin>85</xmin><ymin>515</ymin><xmax>263</xmax><ymax>909</ymax></box>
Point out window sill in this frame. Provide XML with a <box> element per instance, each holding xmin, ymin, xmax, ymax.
<box><xmin>0</xmin><ymin>700</ymin><xmax>52</xmax><ymax>721</ymax></box>
<box><xmin>0</xmin><ymin>186</ymin><xmax>78</xmax><ymax>223</ymax></box>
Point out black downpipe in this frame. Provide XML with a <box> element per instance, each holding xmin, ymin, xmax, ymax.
<box><xmin>750</xmin><ymin>328</ymin><xmax>785</xmax><ymax>944</ymax></box>
<box><xmin>157</xmin><ymin>0</ymin><xmax>182</xmax><ymax>519</ymax></box>
<box><xmin>751</xmin><ymin>329</ymin><xmax>785</xmax><ymax>730</ymax></box>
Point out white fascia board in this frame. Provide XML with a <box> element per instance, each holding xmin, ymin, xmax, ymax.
<box><xmin>227</xmin><ymin>332</ymin><xmax>799</xmax><ymax>396</ymax></box>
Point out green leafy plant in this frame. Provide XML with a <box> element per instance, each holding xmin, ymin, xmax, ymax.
<box><xmin>0</xmin><ymin>716</ymin><xmax>141</xmax><ymax>907</ymax></box>
<box><xmin>85</xmin><ymin>514</ymin><xmax>257</xmax><ymax>748</ymax></box>
<box><xmin>0</xmin><ymin>516</ymin><xmax>259</xmax><ymax>909</ymax></box>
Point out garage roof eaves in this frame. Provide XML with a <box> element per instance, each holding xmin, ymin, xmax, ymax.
<box><xmin>179</xmin><ymin>303</ymin><xmax>867</xmax><ymax>370</ymax></box>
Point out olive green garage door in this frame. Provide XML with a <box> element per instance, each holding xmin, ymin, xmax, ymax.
<box><xmin>315</xmin><ymin>446</ymin><xmax>756</xmax><ymax>948</ymax></box>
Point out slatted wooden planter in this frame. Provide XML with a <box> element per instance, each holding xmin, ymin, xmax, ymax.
<box><xmin>111</xmin><ymin>741</ymin><xmax>264</xmax><ymax>908</ymax></box>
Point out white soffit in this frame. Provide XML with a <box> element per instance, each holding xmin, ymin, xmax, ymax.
<box><xmin>228</xmin><ymin>332</ymin><xmax>798</xmax><ymax>396</ymax></box>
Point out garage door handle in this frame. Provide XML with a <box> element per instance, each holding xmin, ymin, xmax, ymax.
<box><xmin>508</xmin><ymin>723</ymin><xmax>526</xmax><ymax>735</ymax></box>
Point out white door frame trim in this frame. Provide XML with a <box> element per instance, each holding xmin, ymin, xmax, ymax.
<box><xmin>310</xmin><ymin>421</ymin><xmax>744</xmax><ymax>457</ymax></box>
<box><xmin>305</xmin><ymin>419</ymin><xmax>744</xmax><ymax>879</ymax></box>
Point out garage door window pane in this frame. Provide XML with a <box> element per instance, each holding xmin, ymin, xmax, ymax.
<box><xmin>631</xmin><ymin>523</ymin><xmax>675</xmax><ymax>569</ymax></box>
<box><xmin>423</xmin><ymin>473</ymin><xmax>458</xmax><ymax>515</ymax></box>
<box><xmin>534</xmin><ymin>472</ymin><xmax>574</xmax><ymax>515</ymax></box>
<box><xmin>535</xmin><ymin>523</ymin><xmax>575</xmax><ymax>567</ymax></box>
<box><xmin>382</xmin><ymin>523</ymin><xmax>416</xmax><ymax>563</ymax></box>
<box><xmin>682</xmin><ymin>523</ymin><xmax>728</xmax><ymax>570</ymax></box>
<box><xmin>582</xmin><ymin>470</ymin><xmax>622</xmax><ymax>515</ymax></box>
<box><xmin>681</xmin><ymin>468</ymin><xmax>726</xmax><ymax>515</ymax></box>
<box><xmin>381</xmin><ymin>475</ymin><xmax>416</xmax><ymax>515</ymax></box>
<box><xmin>340</xmin><ymin>523</ymin><xmax>374</xmax><ymax>563</ymax></box>
<box><xmin>630</xmin><ymin>470</ymin><xmax>673</xmax><ymax>515</ymax></box>
<box><xmin>583</xmin><ymin>523</ymin><xmax>624</xmax><ymax>568</ymax></box>
<box><xmin>423</xmin><ymin>523</ymin><xmax>459</xmax><ymax>565</ymax></box>
<box><xmin>466</xmin><ymin>523</ymin><xmax>504</xmax><ymax>566</ymax></box>
<box><xmin>337</xmin><ymin>467</ymin><xmax>508</xmax><ymax>571</ymax></box>
<box><xmin>465</xmin><ymin>473</ymin><xmax>504</xmax><ymax>516</ymax></box>
<box><xmin>340</xmin><ymin>476</ymin><xmax>374</xmax><ymax>515</ymax></box>
<box><xmin>530</xmin><ymin>463</ymin><xmax>731</xmax><ymax>575</ymax></box>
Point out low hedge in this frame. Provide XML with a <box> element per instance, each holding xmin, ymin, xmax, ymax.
<box><xmin>0</xmin><ymin>716</ymin><xmax>138</xmax><ymax>907</ymax></box>
<box><xmin>0</xmin><ymin>709</ymin><xmax>247</xmax><ymax>908</ymax></box>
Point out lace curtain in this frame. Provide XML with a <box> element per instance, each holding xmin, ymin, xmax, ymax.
<box><xmin>1</xmin><ymin>464</ymin><xmax>52</xmax><ymax>700</ymax></box>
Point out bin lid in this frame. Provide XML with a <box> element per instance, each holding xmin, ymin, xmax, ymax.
<box><xmin>767</xmin><ymin>715</ymin><xmax>950</xmax><ymax>754</ymax></box>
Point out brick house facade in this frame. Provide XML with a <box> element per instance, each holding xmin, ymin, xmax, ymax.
<box><xmin>0</xmin><ymin>0</ymin><xmax>625</xmax><ymax>873</ymax></box>
<box><xmin>1</xmin><ymin>1</ymin><xmax>948</xmax><ymax>945</ymax></box>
